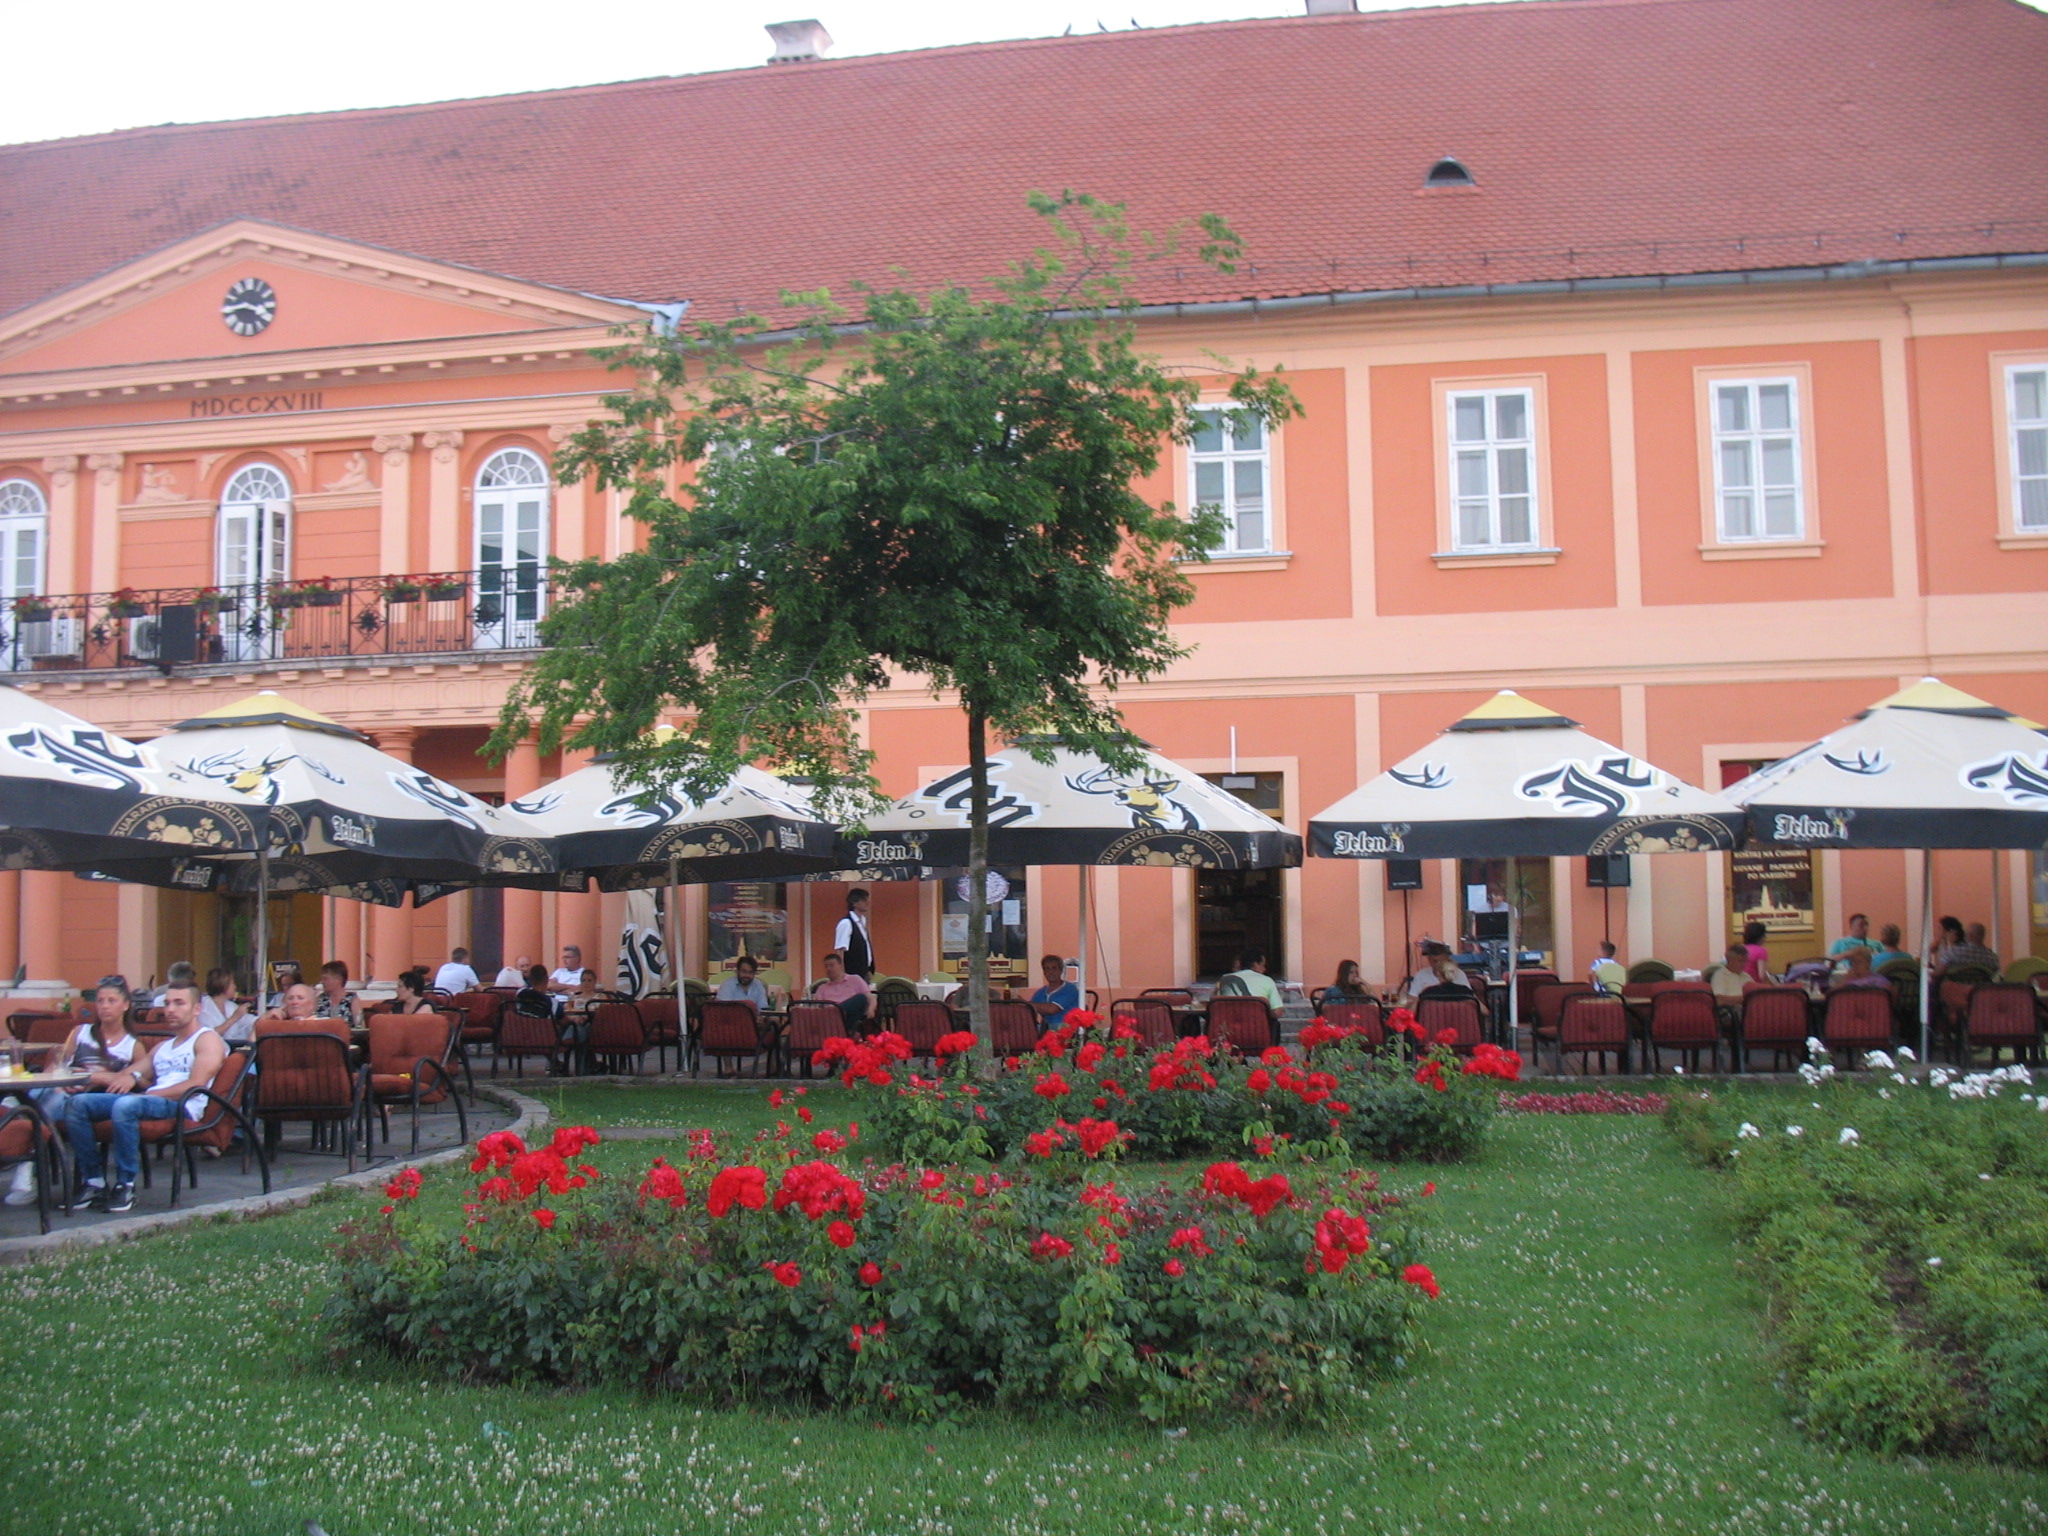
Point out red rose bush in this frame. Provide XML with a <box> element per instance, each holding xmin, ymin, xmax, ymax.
<box><xmin>328</xmin><ymin>1115</ymin><xmax>1437</xmax><ymax>1421</ymax></box>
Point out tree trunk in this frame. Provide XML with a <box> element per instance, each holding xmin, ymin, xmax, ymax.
<box><xmin>965</xmin><ymin>703</ymin><xmax>992</xmax><ymax>1042</ymax></box>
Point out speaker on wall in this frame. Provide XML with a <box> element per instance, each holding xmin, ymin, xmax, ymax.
<box><xmin>1586</xmin><ymin>854</ymin><xmax>1631</xmax><ymax>888</ymax></box>
<box><xmin>1386</xmin><ymin>859</ymin><xmax>1423</xmax><ymax>891</ymax></box>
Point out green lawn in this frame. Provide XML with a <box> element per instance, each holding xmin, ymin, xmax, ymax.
<box><xmin>3</xmin><ymin>1091</ymin><xmax>2043</xmax><ymax>1535</ymax></box>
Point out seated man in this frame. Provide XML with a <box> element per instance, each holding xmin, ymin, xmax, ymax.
<box><xmin>64</xmin><ymin>982</ymin><xmax>225</xmax><ymax>1214</ymax></box>
<box><xmin>1827</xmin><ymin>912</ymin><xmax>1879</xmax><ymax>962</ymax></box>
<box><xmin>1588</xmin><ymin>940</ymin><xmax>1627</xmax><ymax>993</ymax></box>
<box><xmin>1832</xmin><ymin>946</ymin><xmax>1893</xmax><ymax>992</ymax></box>
<box><xmin>1218</xmin><ymin>947</ymin><xmax>1283</xmax><ymax>1010</ymax></box>
<box><xmin>1709</xmin><ymin>942</ymin><xmax>1753</xmax><ymax>1004</ymax></box>
<box><xmin>814</xmin><ymin>949</ymin><xmax>874</xmax><ymax>1033</ymax></box>
<box><xmin>1028</xmin><ymin>953</ymin><xmax>1081</xmax><ymax>1031</ymax></box>
<box><xmin>493</xmin><ymin>954</ymin><xmax>531</xmax><ymax>989</ymax></box>
<box><xmin>261</xmin><ymin>981</ymin><xmax>324</xmax><ymax>1031</ymax></box>
<box><xmin>546</xmin><ymin>945</ymin><xmax>585</xmax><ymax>996</ymax></box>
<box><xmin>1397</xmin><ymin>942</ymin><xmax>1468</xmax><ymax>1006</ymax></box>
<box><xmin>433</xmin><ymin>947</ymin><xmax>480</xmax><ymax>996</ymax></box>
<box><xmin>716</xmin><ymin>956</ymin><xmax>770</xmax><ymax>1014</ymax></box>
<box><xmin>1938</xmin><ymin>923</ymin><xmax>2001</xmax><ymax>977</ymax></box>
<box><xmin>314</xmin><ymin>960</ymin><xmax>356</xmax><ymax>1024</ymax></box>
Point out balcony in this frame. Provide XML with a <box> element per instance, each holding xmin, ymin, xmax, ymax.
<box><xmin>0</xmin><ymin>570</ymin><xmax>554</xmax><ymax>676</ymax></box>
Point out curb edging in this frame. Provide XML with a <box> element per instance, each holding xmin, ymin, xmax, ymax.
<box><xmin>0</xmin><ymin>1084</ymin><xmax>551</xmax><ymax>1267</ymax></box>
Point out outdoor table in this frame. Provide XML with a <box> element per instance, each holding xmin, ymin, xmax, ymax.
<box><xmin>914</xmin><ymin>981</ymin><xmax>960</xmax><ymax>1002</ymax></box>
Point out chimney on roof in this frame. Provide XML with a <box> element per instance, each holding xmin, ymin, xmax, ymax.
<box><xmin>1304</xmin><ymin>0</ymin><xmax>1357</xmax><ymax>13</ymax></box>
<box><xmin>765</xmin><ymin>19</ymin><xmax>833</xmax><ymax>63</ymax></box>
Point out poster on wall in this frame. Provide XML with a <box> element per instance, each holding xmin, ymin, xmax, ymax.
<box><xmin>1730</xmin><ymin>849</ymin><xmax>1816</xmax><ymax>933</ymax></box>
<box><xmin>707</xmin><ymin>881</ymin><xmax>788</xmax><ymax>967</ymax></box>
<box><xmin>941</xmin><ymin>866</ymin><xmax>1028</xmax><ymax>980</ymax></box>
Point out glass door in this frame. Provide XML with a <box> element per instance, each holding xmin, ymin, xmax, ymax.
<box><xmin>217</xmin><ymin>465</ymin><xmax>291</xmax><ymax>662</ymax></box>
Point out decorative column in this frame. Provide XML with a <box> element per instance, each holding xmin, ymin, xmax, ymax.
<box><xmin>554</xmin><ymin>744</ymin><xmax>603</xmax><ymax>966</ymax></box>
<box><xmin>372</xmin><ymin>434</ymin><xmax>413</xmax><ymax>575</ymax></box>
<box><xmin>368</xmin><ymin>727</ymin><xmax>419</xmax><ymax>982</ymax></box>
<box><xmin>40</xmin><ymin>457</ymin><xmax>78</xmax><ymax>595</ymax></box>
<box><xmin>17</xmin><ymin>872</ymin><xmax>68</xmax><ymax>997</ymax></box>
<box><xmin>85</xmin><ymin>453</ymin><xmax>124</xmax><ymax>595</ymax></box>
<box><xmin>0</xmin><ymin>873</ymin><xmax>19</xmax><ymax>985</ymax></box>
<box><xmin>421</xmin><ymin>431</ymin><xmax>464</xmax><ymax>573</ymax></box>
<box><xmin>549</xmin><ymin>425</ymin><xmax>586</xmax><ymax>563</ymax></box>
<box><xmin>502</xmin><ymin>732</ymin><xmax>545</xmax><ymax>966</ymax></box>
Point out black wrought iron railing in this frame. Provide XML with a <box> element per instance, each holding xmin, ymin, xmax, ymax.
<box><xmin>0</xmin><ymin>569</ymin><xmax>555</xmax><ymax>674</ymax></box>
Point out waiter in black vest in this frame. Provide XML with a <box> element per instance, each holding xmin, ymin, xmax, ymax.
<box><xmin>833</xmin><ymin>888</ymin><xmax>875</xmax><ymax>980</ymax></box>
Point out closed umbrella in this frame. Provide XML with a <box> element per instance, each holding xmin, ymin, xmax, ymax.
<box><xmin>1726</xmin><ymin>677</ymin><xmax>2048</xmax><ymax>1058</ymax></box>
<box><xmin>1309</xmin><ymin>690</ymin><xmax>1744</xmax><ymax>1037</ymax></box>
<box><xmin>841</xmin><ymin>738</ymin><xmax>1302</xmax><ymax>1001</ymax></box>
<box><xmin>0</xmin><ymin>682</ymin><xmax>265</xmax><ymax>869</ymax></box>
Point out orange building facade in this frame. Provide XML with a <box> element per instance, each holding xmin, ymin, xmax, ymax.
<box><xmin>2</xmin><ymin>1</ymin><xmax>2047</xmax><ymax>996</ymax></box>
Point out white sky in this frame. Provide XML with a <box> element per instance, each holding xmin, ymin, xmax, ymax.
<box><xmin>7</xmin><ymin>0</ymin><xmax>1524</xmax><ymax>145</ymax></box>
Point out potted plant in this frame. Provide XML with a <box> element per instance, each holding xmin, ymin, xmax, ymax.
<box><xmin>105</xmin><ymin>588</ymin><xmax>146</xmax><ymax>619</ymax></box>
<box><xmin>275</xmin><ymin>577</ymin><xmax>344</xmax><ymax>610</ymax></box>
<box><xmin>193</xmin><ymin>585</ymin><xmax>232</xmax><ymax>614</ymax></box>
<box><xmin>423</xmin><ymin>576</ymin><xmax>468</xmax><ymax>602</ymax></box>
<box><xmin>379</xmin><ymin>576</ymin><xmax>424</xmax><ymax>604</ymax></box>
<box><xmin>10</xmin><ymin>594</ymin><xmax>52</xmax><ymax>623</ymax></box>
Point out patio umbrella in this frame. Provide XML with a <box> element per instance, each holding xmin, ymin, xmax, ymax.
<box><xmin>1726</xmin><ymin>677</ymin><xmax>2048</xmax><ymax>1058</ymax></box>
<box><xmin>0</xmin><ymin>682</ymin><xmax>266</xmax><ymax>869</ymax></box>
<box><xmin>1308</xmin><ymin>690</ymin><xmax>1744</xmax><ymax>1035</ymax></box>
<box><xmin>840</xmin><ymin>738</ymin><xmax>1303</xmax><ymax>1000</ymax></box>
<box><xmin>87</xmin><ymin>690</ymin><xmax>551</xmax><ymax>995</ymax></box>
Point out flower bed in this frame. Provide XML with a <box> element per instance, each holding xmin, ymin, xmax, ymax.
<box><xmin>1503</xmin><ymin>1089</ymin><xmax>1668</xmax><ymax>1115</ymax></box>
<box><xmin>832</xmin><ymin>1011</ymin><xmax>1515</xmax><ymax>1166</ymax></box>
<box><xmin>1667</xmin><ymin>1047</ymin><xmax>2048</xmax><ymax>1464</ymax></box>
<box><xmin>325</xmin><ymin>1123</ymin><xmax>1441</xmax><ymax>1421</ymax></box>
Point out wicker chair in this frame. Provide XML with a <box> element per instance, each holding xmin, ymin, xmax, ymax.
<box><xmin>783</xmin><ymin>1001</ymin><xmax>844</xmax><ymax>1078</ymax></box>
<box><xmin>250</xmin><ymin>1032</ymin><xmax>363</xmax><ymax>1171</ymax></box>
<box><xmin>1208</xmin><ymin>996</ymin><xmax>1275</xmax><ymax>1055</ymax></box>
<box><xmin>988</xmin><ymin>1000</ymin><xmax>1040</xmax><ymax>1057</ymax></box>
<box><xmin>698</xmin><ymin>1001</ymin><xmax>771</xmax><ymax>1077</ymax></box>
<box><xmin>362</xmin><ymin>1011</ymin><xmax>468</xmax><ymax>1155</ymax></box>
<box><xmin>1961</xmin><ymin>983</ymin><xmax>2041</xmax><ymax>1067</ymax></box>
<box><xmin>1316</xmin><ymin>1000</ymin><xmax>1384</xmax><ymax>1047</ymax></box>
<box><xmin>585</xmin><ymin>1001</ymin><xmax>649</xmax><ymax>1076</ymax></box>
<box><xmin>1415</xmin><ymin>994</ymin><xmax>1485</xmax><ymax>1056</ymax></box>
<box><xmin>1821</xmin><ymin>987</ymin><xmax>1894</xmax><ymax>1067</ymax></box>
<box><xmin>1735</xmin><ymin>986</ymin><xmax>1813</xmax><ymax>1071</ymax></box>
<box><xmin>1556</xmin><ymin>993</ymin><xmax>1630</xmax><ymax>1075</ymax></box>
<box><xmin>1645</xmin><ymin>987</ymin><xmax>1722</xmax><ymax>1073</ymax></box>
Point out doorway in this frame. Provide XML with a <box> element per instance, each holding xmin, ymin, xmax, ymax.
<box><xmin>1196</xmin><ymin>867</ymin><xmax>1283</xmax><ymax>981</ymax></box>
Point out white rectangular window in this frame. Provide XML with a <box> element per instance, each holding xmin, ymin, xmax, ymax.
<box><xmin>1448</xmin><ymin>389</ymin><xmax>1537</xmax><ymax>550</ymax></box>
<box><xmin>1711</xmin><ymin>378</ymin><xmax>1803</xmax><ymax>541</ymax></box>
<box><xmin>2010</xmin><ymin>367</ymin><xmax>2048</xmax><ymax>532</ymax></box>
<box><xmin>1189</xmin><ymin>408</ymin><xmax>1270</xmax><ymax>555</ymax></box>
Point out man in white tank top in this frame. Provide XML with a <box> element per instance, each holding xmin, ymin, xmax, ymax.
<box><xmin>64</xmin><ymin>983</ymin><xmax>225</xmax><ymax>1215</ymax></box>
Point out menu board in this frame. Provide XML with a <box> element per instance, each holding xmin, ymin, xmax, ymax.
<box><xmin>1731</xmin><ymin>849</ymin><xmax>1815</xmax><ymax>933</ymax></box>
<box><xmin>707</xmin><ymin>881</ymin><xmax>788</xmax><ymax>964</ymax></box>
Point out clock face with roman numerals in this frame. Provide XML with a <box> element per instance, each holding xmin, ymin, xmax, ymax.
<box><xmin>221</xmin><ymin>277</ymin><xmax>276</xmax><ymax>337</ymax></box>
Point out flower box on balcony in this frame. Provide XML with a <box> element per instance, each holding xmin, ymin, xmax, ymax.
<box><xmin>380</xmin><ymin>579</ymin><xmax>425</xmax><ymax>604</ymax></box>
<box><xmin>274</xmin><ymin>581</ymin><xmax>344</xmax><ymax>610</ymax></box>
<box><xmin>423</xmin><ymin>580</ymin><xmax>468</xmax><ymax>603</ymax></box>
<box><xmin>193</xmin><ymin>588</ymin><xmax>234</xmax><ymax>614</ymax></box>
<box><xmin>10</xmin><ymin>599</ymin><xmax>52</xmax><ymax>623</ymax></box>
<box><xmin>105</xmin><ymin>592</ymin><xmax>147</xmax><ymax>620</ymax></box>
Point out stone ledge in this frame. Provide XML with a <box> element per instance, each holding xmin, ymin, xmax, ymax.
<box><xmin>0</xmin><ymin>1083</ymin><xmax>548</xmax><ymax>1267</ymax></box>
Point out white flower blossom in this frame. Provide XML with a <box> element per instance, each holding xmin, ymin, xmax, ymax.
<box><xmin>1927</xmin><ymin>1256</ymin><xmax>1943</xmax><ymax>1267</ymax></box>
<box><xmin>1879</xmin><ymin>1088</ymin><xmax>1892</xmax><ymax>1099</ymax></box>
<box><xmin>1737</xmin><ymin>1122</ymin><xmax>1760</xmax><ymax>1139</ymax></box>
<box><xmin>1892</xmin><ymin>1072</ymin><xmax>1907</xmax><ymax>1084</ymax></box>
<box><xmin>1786</xmin><ymin>1125</ymin><xmax>1805</xmax><ymax>1137</ymax></box>
<box><xmin>1897</xmin><ymin>1046</ymin><xmax>1916</xmax><ymax>1062</ymax></box>
<box><xmin>1839</xmin><ymin>1127</ymin><xmax>1860</xmax><ymax>1145</ymax></box>
<box><xmin>1866</xmin><ymin>1051</ymin><xmax>1895</xmax><ymax>1072</ymax></box>
<box><xmin>1980</xmin><ymin>1173</ymin><xmax>1993</xmax><ymax>1181</ymax></box>
<box><xmin>1806</xmin><ymin>1037</ymin><xmax>1827</xmax><ymax>1058</ymax></box>
<box><xmin>1929</xmin><ymin>1067</ymin><xmax>1954</xmax><ymax>1088</ymax></box>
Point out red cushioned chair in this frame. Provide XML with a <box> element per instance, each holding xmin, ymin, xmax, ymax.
<box><xmin>1735</xmin><ymin>986</ymin><xmax>1813</xmax><ymax>1072</ymax></box>
<box><xmin>1645</xmin><ymin>987</ymin><xmax>1722</xmax><ymax>1074</ymax></box>
<box><xmin>250</xmin><ymin>1031</ymin><xmax>363</xmax><ymax>1171</ymax></box>
<box><xmin>1962</xmin><ymin>983</ymin><xmax>2041</xmax><ymax>1068</ymax></box>
<box><xmin>698</xmin><ymin>1001</ymin><xmax>770</xmax><ymax>1078</ymax></box>
<box><xmin>496</xmin><ymin>994</ymin><xmax>563</xmax><ymax>1078</ymax></box>
<box><xmin>91</xmin><ymin>1049</ymin><xmax>268</xmax><ymax>1207</ymax></box>
<box><xmin>1110</xmin><ymin>998</ymin><xmax>1177</xmax><ymax>1050</ymax></box>
<box><xmin>1208</xmin><ymin>996</ymin><xmax>1276</xmax><ymax>1056</ymax></box>
<box><xmin>450</xmin><ymin>989</ymin><xmax>502</xmax><ymax>1094</ymax></box>
<box><xmin>783</xmin><ymin>1001</ymin><xmax>845</xmax><ymax>1078</ymax></box>
<box><xmin>585</xmin><ymin>1001</ymin><xmax>649</xmax><ymax>1076</ymax></box>
<box><xmin>1821</xmin><ymin>987</ymin><xmax>1894</xmax><ymax>1068</ymax></box>
<box><xmin>988</xmin><ymin>1000</ymin><xmax>1040</xmax><ymax>1058</ymax></box>
<box><xmin>1556</xmin><ymin>993</ymin><xmax>1629</xmax><ymax>1075</ymax></box>
<box><xmin>891</xmin><ymin>1001</ymin><xmax>956</xmax><ymax>1067</ymax></box>
<box><xmin>1530</xmin><ymin>982</ymin><xmax>1596</xmax><ymax>1058</ymax></box>
<box><xmin>637</xmin><ymin>995</ymin><xmax>683</xmax><ymax>1074</ymax></box>
<box><xmin>362</xmin><ymin>1011</ymin><xmax>467</xmax><ymax>1156</ymax></box>
<box><xmin>1416</xmin><ymin>994</ymin><xmax>1485</xmax><ymax>1056</ymax></box>
<box><xmin>1316</xmin><ymin>1000</ymin><xmax>1384</xmax><ymax>1047</ymax></box>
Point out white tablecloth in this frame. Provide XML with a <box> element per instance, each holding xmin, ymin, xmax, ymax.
<box><xmin>915</xmin><ymin>981</ymin><xmax>961</xmax><ymax>1002</ymax></box>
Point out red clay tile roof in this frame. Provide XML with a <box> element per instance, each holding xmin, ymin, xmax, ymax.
<box><xmin>5</xmin><ymin>0</ymin><xmax>2047</xmax><ymax>320</ymax></box>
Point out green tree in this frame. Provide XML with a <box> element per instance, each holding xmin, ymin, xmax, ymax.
<box><xmin>495</xmin><ymin>192</ymin><xmax>1298</xmax><ymax>1030</ymax></box>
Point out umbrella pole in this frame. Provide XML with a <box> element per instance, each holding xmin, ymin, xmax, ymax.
<box><xmin>1918</xmin><ymin>847</ymin><xmax>1934</xmax><ymax>1064</ymax></box>
<box><xmin>666</xmin><ymin>855</ymin><xmax>684</xmax><ymax>994</ymax></box>
<box><xmin>1076</xmin><ymin>865</ymin><xmax>1090</xmax><ymax>1009</ymax></box>
<box><xmin>1506</xmin><ymin>855</ymin><xmax>1519</xmax><ymax>1050</ymax></box>
<box><xmin>254</xmin><ymin>849</ymin><xmax>270</xmax><ymax>1008</ymax></box>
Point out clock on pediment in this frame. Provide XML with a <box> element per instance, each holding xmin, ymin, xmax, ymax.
<box><xmin>221</xmin><ymin>276</ymin><xmax>277</xmax><ymax>337</ymax></box>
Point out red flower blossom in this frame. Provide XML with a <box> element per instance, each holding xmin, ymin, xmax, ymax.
<box><xmin>797</xmin><ymin>1105</ymin><xmax>815</xmax><ymax>1124</ymax></box>
<box><xmin>1245</xmin><ymin>1068</ymin><xmax>1272</xmax><ymax>1094</ymax></box>
<box><xmin>768</xmin><ymin>1088</ymin><xmax>784</xmax><ymax>1108</ymax></box>
<box><xmin>1414</xmin><ymin>1059</ymin><xmax>1448</xmax><ymax>1093</ymax></box>
<box><xmin>775</xmin><ymin>1161</ymin><xmax>868</xmax><ymax>1220</ymax></box>
<box><xmin>1167</xmin><ymin>1225</ymin><xmax>1213</xmax><ymax>1257</ymax></box>
<box><xmin>638</xmin><ymin>1158</ymin><xmax>688</xmax><ymax>1208</ymax></box>
<box><xmin>933</xmin><ymin>1031</ymin><xmax>979</xmax><ymax>1059</ymax></box>
<box><xmin>1023</xmin><ymin>1128</ymin><xmax>1062</xmax><ymax>1157</ymax></box>
<box><xmin>1074</xmin><ymin>1041</ymin><xmax>1106</xmax><ymax>1074</ymax></box>
<box><xmin>549</xmin><ymin>1125</ymin><xmax>601</xmax><ymax>1159</ymax></box>
<box><xmin>1073</xmin><ymin>1118</ymin><xmax>1123</xmax><ymax>1158</ymax></box>
<box><xmin>763</xmin><ymin>1260</ymin><xmax>802</xmax><ymax>1288</ymax></box>
<box><xmin>469</xmin><ymin>1130</ymin><xmax>527</xmax><ymax>1173</ymax></box>
<box><xmin>1403</xmin><ymin>1263</ymin><xmax>1441</xmax><ymax>1299</ymax></box>
<box><xmin>1064</xmin><ymin>1010</ymin><xmax>1101</xmax><ymax>1031</ymax></box>
<box><xmin>1104</xmin><ymin>1243</ymin><xmax>1121</xmax><ymax>1265</ymax></box>
<box><xmin>476</xmin><ymin>1176</ymin><xmax>516</xmax><ymax>1204</ymax></box>
<box><xmin>1030</xmin><ymin>1232</ymin><xmax>1075</xmax><ymax>1261</ymax></box>
<box><xmin>827</xmin><ymin>1219</ymin><xmax>857</xmax><ymax>1249</ymax></box>
<box><xmin>1034</xmin><ymin>1072</ymin><xmax>1072</xmax><ymax>1101</ymax></box>
<box><xmin>812</xmin><ymin>1128</ymin><xmax>847</xmax><ymax>1153</ymax></box>
<box><xmin>707</xmin><ymin>1164</ymin><xmax>768</xmax><ymax>1217</ymax></box>
<box><xmin>859</xmin><ymin>1261</ymin><xmax>884</xmax><ymax>1286</ymax></box>
<box><xmin>531</xmin><ymin>1208</ymin><xmax>557</xmax><ymax>1230</ymax></box>
<box><xmin>1164</xmin><ymin>1258</ymin><xmax>1186</xmax><ymax>1278</ymax></box>
<box><xmin>1422</xmin><ymin>1181</ymin><xmax>1437</xmax><ymax>1197</ymax></box>
<box><xmin>383</xmin><ymin>1167</ymin><xmax>422</xmax><ymax>1202</ymax></box>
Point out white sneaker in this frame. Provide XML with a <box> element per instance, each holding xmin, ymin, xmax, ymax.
<box><xmin>3</xmin><ymin>1164</ymin><xmax>35</xmax><ymax>1206</ymax></box>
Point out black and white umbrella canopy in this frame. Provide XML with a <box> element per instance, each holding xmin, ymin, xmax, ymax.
<box><xmin>1310</xmin><ymin>691</ymin><xmax>1744</xmax><ymax>860</ymax></box>
<box><xmin>0</xmin><ymin>684</ymin><xmax>267</xmax><ymax>869</ymax></box>
<box><xmin>839</xmin><ymin>740</ymin><xmax>1302</xmax><ymax>872</ymax></box>
<box><xmin>84</xmin><ymin>690</ymin><xmax>550</xmax><ymax>892</ymax></box>
<box><xmin>1728</xmin><ymin>678</ymin><xmax>2048</xmax><ymax>850</ymax></box>
<box><xmin>496</xmin><ymin>756</ymin><xmax>839</xmax><ymax>890</ymax></box>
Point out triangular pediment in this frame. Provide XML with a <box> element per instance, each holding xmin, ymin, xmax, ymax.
<box><xmin>0</xmin><ymin>221</ymin><xmax>653</xmax><ymax>378</ymax></box>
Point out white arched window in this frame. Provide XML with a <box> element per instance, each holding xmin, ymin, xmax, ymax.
<box><xmin>0</xmin><ymin>478</ymin><xmax>51</xmax><ymax>658</ymax></box>
<box><xmin>217</xmin><ymin>462</ymin><xmax>292</xmax><ymax>661</ymax></box>
<box><xmin>473</xmin><ymin>447</ymin><xmax>549</xmax><ymax>648</ymax></box>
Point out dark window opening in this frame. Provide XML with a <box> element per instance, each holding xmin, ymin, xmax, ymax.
<box><xmin>1426</xmin><ymin>157</ymin><xmax>1474</xmax><ymax>187</ymax></box>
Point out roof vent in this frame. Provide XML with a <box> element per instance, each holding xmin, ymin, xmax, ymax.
<box><xmin>1305</xmin><ymin>0</ymin><xmax>1358</xmax><ymax>13</ymax></box>
<box><xmin>1425</xmin><ymin>157</ymin><xmax>1475</xmax><ymax>188</ymax></box>
<box><xmin>765</xmin><ymin>19</ymin><xmax>833</xmax><ymax>64</ymax></box>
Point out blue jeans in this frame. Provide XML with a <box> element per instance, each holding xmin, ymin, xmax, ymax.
<box><xmin>65</xmin><ymin>1093</ymin><xmax>178</xmax><ymax>1188</ymax></box>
